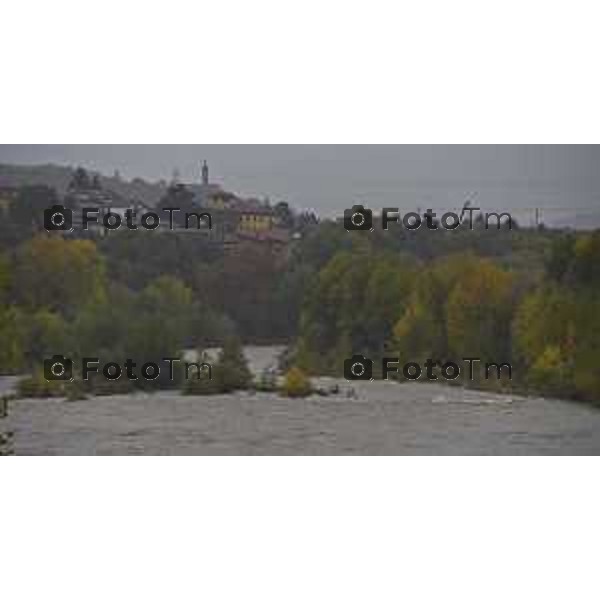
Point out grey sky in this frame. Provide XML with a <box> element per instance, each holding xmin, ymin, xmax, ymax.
<box><xmin>1</xmin><ymin>145</ymin><xmax>598</xmax><ymax>225</ymax></box>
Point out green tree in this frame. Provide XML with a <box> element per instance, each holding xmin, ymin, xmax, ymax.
<box><xmin>571</xmin><ymin>232</ymin><xmax>600</xmax><ymax>287</ymax></box>
<box><xmin>512</xmin><ymin>282</ymin><xmax>600</xmax><ymax>400</ymax></box>
<box><xmin>512</xmin><ymin>284</ymin><xmax>575</xmax><ymax>370</ymax></box>
<box><xmin>0</xmin><ymin>306</ymin><xmax>25</xmax><ymax>373</ymax></box>
<box><xmin>392</xmin><ymin>254</ymin><xmax>479</xmax><ymax>362</ymax></box>
<box><xmin>9</xmin><ymin>185</ymin><xmax>58</xmax><ymax>230</ymax></box>
<box><xmin>446</xmin><ymin>258</ymin><xmax>515</xmax><ymax>362</ymax></box>
<box><xmin>0</xmin><ymin>253</ymin><xmax>10</xmax><ymax>305</ymax></box>
<box><xmin>136</xmin><ymin>276</ymin><xmax>194</xmax><ymax>351</ymax></box>
<box><xmin>13</xmin><ymin>236</ymin><xmax>106</xmax><ymax>316</ymax></box>
<box><xmin>22</xmin><ymin>309</ymin><xmax>70</xmax><ymax>369</ymax></box>
<box><xmin>528</xmin><ymin>345</ymin><xmax>574</xmax><ymax>397</ymax></box>
<box><xmin>297</xmin><ymin>248</ymin><xmax>415</xmax><ymax>373</ymax></box>
<box><xmin>202</xmin><ymin>246</ymin><xmax>283</xmax><ymax>342</ymax></box>
<box><xmin>213</xmin><ymin>336</ymin><xmax>253</xmax><ymax>392</ymax></box>
<box><xmin>545</xmin><ymin>233</ymin><xmax>576</xmax><ymax>283</ymax></box>
<box><xmin>571</xmin><ymin>292</ymin><xmax>600</xmax><ymax>401</ymax></box>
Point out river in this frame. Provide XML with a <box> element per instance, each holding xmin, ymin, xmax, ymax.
<box><xmin>2</xmin><ymin>346</ymin><xmax>600</xmax><ymax>455</ymax></box>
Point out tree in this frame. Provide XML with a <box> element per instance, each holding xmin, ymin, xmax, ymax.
<box><xmin>362</xmin><ymin>254</ymin><xmax>416</xmax><ymax>353</ymax></box>
<box><xmin>545</xmin><ymin>233</ymin><xmax>576</xmax><ymax>283</ymax></box>
<box><xmin>392</xmin><ymin>254</ymin><xmax>479</xmax><ymax>362</ymax></box>
<box><xmin>571</xmin><ymin>232</ymin><xmax>600</xmax><ymax>287</ymax></box>
<box><xmin>13</xmin><ymin>236</ymin><xmax>106</xmax><ymax>316</ymax></box>
<box><xmin>99</xmin><ymin>231</ymin><xmax>221</xmax><ymax>291</ymax></box>
<box><xmin>182</xmin><ymin>349</ymin><xmax>219</xmax><ymax>395</ymax></box>
<box><xmin>297</xmin><ymin>248</ymin><xmax>415</xmax><ymax>373</ymax></box>
<box><xmin>0</xmin><ymin>306</ymin><xmax>25</xmax><ymax>373</ymax></box>
<box><xmin>213</xmin><ymin>336</ymin><xmax>253</xmax><ymax>392</ymax></box>
<box><xmin>9</xmin><ymin>185</ymin><xmax>58</xmax><ymax>230</ymax></box>
<box><xmin>446</xmin><ymin>258</ymin><xmax>515</xmax><ymax>362</ymax></box>
<box><xmin>274</xmin><ymin>201</ymin><xmax>295</xmax><ymax>228</ymax></box>
<box><xmin>0</xmin><ymin>253</ymin><xmax>10</xmax><ymax>305</ymax></box>
<box><xmin>512</xmin><ymin>284</ymin><xmax>575</xmax><ymax>370</ymax></box>
<box><xmin>528</xmin><ymin>345</ymin><xmax>573</xmax><ymax>397</ymax></box>
<box><xmin>69</xmin><ymin>167</ymin><xmax>91</xmax><ymax>190</ymax></box>
<box><xmin>22</xmin><ymin>309</ymin><xmax>70</xmax><ymax>369</ymax></box>
<box><xmin>202</xmin><ymin>246</ymin><xmax>283</xmax><ymax>341</ymax></box>
<box><xmin>296</xmin><ymin>250</ymin><xmax>371</xmax><ymax>371</ymax></box>
<box><xmin>133</xmin><ymin>275</ymin><xmax>195</xmax><ymax>355</ymax></box>
<box><xmin>571</xmin><ymin>292</ymin><xmax>600</xmax><ymax>401</ymax></box>
<box><xmin>70</xmin><ymin>284</ymin><xmax>136</xmax><ymax>362</ymax></box>
<box><xmin>184</xmin><ymin>338</ymin><xmax>252</xmax><ymax>395</ymax></box>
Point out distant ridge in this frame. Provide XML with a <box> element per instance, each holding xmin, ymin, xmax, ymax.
<box><xmin>0</xmin><ymin>163</ymin><xmax>167</xmax><ymax>206</ymax></box>
<box><xmin>1</xmin><ymin>162</ymin><xmax>599</xmax><ymax>229</ymax></box>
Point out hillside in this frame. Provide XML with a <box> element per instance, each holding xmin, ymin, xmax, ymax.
<box><xmin>0</xmin><ymin>163</ymin><xmax>167</xmax><ymax>205</ymax></box>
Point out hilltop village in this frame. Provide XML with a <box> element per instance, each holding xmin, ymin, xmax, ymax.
<box><xmin>63</xmin><ymin>162</ymin><xmax>314</xmax><ymax>255</ymax></box>
<box><xmin>0</xmin><ymin>161</ymin><xmax>319</xmax><ymax>257</ymax></box>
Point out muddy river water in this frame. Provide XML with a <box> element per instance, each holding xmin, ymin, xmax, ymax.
<box><xmin>2</xmin><ymin>347</ymin><xmax>600</xmax><ymax>455</ymax></box>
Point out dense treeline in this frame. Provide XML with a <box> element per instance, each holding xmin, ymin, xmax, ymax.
<box><xmin>0</xmin><ymin>234</ymin><xmax>298</xmax><ymax>377</ymax></box>
<box><xmin>1</xmin><ymin>182</ymin><xmax>599</xmax><ymax>403</ymax></box>
<box><xmin>0</xmin><ymin>189</ymin><xmax>283</xmax><ymax>392</ymax></box>
<box><xmin>294</xmin><ymin>227</ymin><xmax>600</xmax><ymax>403</ymax></box>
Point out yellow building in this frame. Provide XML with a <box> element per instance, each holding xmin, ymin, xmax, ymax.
<box><xmin>204</xmin><ymin>193</ymin><xmax>276</xmax><ymax>233</ymax></box>
<box><xmin>238</xmin><ymin>201</ymin><xmax>276</xmax><ymax>233</ymax></box>
<box><xmin>191</xmin><ymin>161</ymin><xmax>287</xmax><ymax>241</ymax></box>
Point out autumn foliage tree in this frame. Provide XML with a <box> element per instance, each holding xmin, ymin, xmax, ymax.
<box><xmin>446</xmin><ymin>258</ymin><xmax>515</xmax><ymax>361</ymax></box>
<box><xmin>13</xmin><ymin>236</ymin><xmax>106</xmax><ymax>316</ymax></box>
<box><xmin>296</xmin><ymin>248</ymin><xmax>415</xmax><ymax>373</ymax></box>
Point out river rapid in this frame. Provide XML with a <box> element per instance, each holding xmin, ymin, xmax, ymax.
<box><xmin>2</xmin><ymin>346</ymin><xmax>600</xmax><ymax>455</ymax></box>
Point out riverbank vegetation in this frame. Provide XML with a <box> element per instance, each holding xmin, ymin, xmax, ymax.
<box><xmin>1</xmin><ymin>181</ymin><xmax>599</xmax><ymax>404</ymax></box>
<box><xmin>293</xmin><ymin>228</ymin><xmax>600</xmax><ymax>404</ymax></box>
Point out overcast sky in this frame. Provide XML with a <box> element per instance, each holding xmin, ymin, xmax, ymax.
<box><xmin>1</xmin><ymin>145</ymin><xmax>598</xmax><ymax>224</ymax></box>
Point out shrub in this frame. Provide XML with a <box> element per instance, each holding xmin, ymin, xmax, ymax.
<box><xmin>182</xmin><ymin>364</ymin><xmax>221</xmax><ymax>395</ymax></box>
<box><xmin>281</xmin><ymin>367</ymin><xmax>312</xmax><ymax>398</ymax></box>
<box><xmin>182</xmin><ymin>340</ymin><xmax>254</xmax><ymax>396</ymax></box>
<box><xmin>216</xmin><ymin>337</ymin><xmax>253</xmax><ymax>392</ymax></box>
<box><xmin>17</xmin><ymin>370</ymin><xmax>65</xmax><ymax>398</ymax></box>
<box><xmin>182</xmin><ymin>349</ymin><xmax>223</xmax><ymax>395</ymax></box>
<box><xmin>527</xmin><ymin>345</ymin><xmax>574</xmax><ymax>397</ymax></box>
<box><xmin>0</xmin><ymin>431</ymin><xmax>14</xmax><ymax>456</ymax></box>
<box><xmin>65</xmin><ymin>380</ymin><xmax>88</xmax><ymax>402</ymax></box>
<box><xmin>254</xmin><ymin>369</ymin><xmax>278</xmax><ymax>392</ymax></box>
